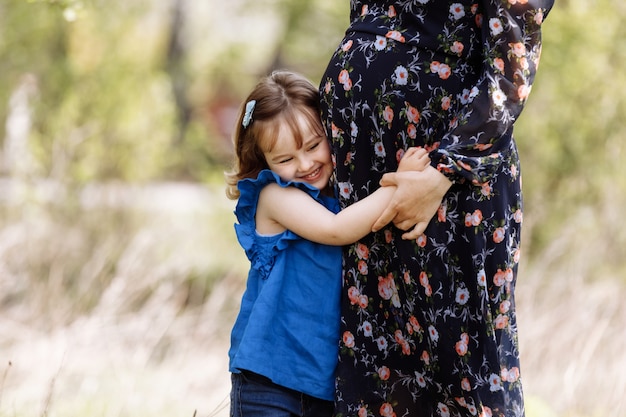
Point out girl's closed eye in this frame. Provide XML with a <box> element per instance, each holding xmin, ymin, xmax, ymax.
<box><xmin>308</xmin><ymin>141</ymin><xmax>322</xmax><ymax>151</ymax></box>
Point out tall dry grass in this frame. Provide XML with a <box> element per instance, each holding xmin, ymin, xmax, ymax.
<box><xmin>0</xmin><ymin>178</ymin><xmax>624</xmax><ymax>417</ymax></box>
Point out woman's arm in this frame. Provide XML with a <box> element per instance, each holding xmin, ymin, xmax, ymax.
<box><xmin>374</xmin><ymin>1</ymin><xmax>552</xmax><ymax>236</ymax></box>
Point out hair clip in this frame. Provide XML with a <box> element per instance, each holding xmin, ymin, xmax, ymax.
<box><xmin>242</xmin><ymin>100</ymin><xmax>256</xmax><ymax>128</ymax></box>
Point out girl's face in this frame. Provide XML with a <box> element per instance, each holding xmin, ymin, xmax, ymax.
<box><xmin>262</xmin><ymin>112</ymin><xmax>333</xmax><ymax>191</ymax></box>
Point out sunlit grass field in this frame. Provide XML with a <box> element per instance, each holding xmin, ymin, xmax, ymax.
<box><xmin>1</xmin><ymin>178</ymin><xmax>624</xmax><ymax>417</ymax></box>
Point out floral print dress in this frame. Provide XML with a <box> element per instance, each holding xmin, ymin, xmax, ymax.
<box><xmin>319</xmin><ymin>1</ymin><xmax>553</xmax><ymax>416</ymax></box>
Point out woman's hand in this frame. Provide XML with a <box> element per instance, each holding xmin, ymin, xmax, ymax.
<box><xmin>372</xmin><ymin>166</ymin><xmax>452</xmax><ymax>239</ymax></box>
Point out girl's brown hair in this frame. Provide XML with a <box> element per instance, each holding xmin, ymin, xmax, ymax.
<box><xmin>224</xmin><ymin>70</ymin><xmax>324</xmax><ymax>200</ymax></box>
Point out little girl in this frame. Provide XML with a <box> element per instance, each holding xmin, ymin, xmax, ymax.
<box><xmin>225</xmin><ymin>70</ymin><xmax>428</xmax><ymax>417</ymax></box>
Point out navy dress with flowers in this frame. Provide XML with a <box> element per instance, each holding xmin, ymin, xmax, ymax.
<box><xmin>319</xmin><ymin>1</ymin><xmax>553</xmax><ymax>416</ymax></box>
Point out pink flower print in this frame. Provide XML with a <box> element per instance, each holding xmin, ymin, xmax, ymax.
<box><xmin>378</xmin><ymin>365</ymin><xmax>391</xmax><ymax>381</ymax></box>
<box><xmin>424</xmin><ymin>284</ymin><xmax>432</xmax><ymax>296</ymax></box>
<box><xmin>384</xmin><ymin>229</ymin><xmax>393</xmax><ymax>243</ymax></box>
<box><xmin>387</xmin><ymin>5</ymin><xmax>396</xmax><ymax>18</ymax></box>
<box><xmin>437</xmin><ymin>63</ymin><xmax>451</xmax><ymax>80</ymax></box>
<box><xmin>535</xmin><ymin>9</ymin><xmax>545</xmax><ymax>25</ymax></box>
<box><xmin>394</xmin><ymin>330</ymin><xmax>411</xmax><ymax>355</ymax></box>
<box><xmin>493</xmin><ymin>57</ymin><xmax>505</xmax><ymax>73</ymax></box>
<box><xmin>461</xmin><ymin>377</ymin><xmax>472</xmax><ymax>391</ymax></box>
<box><xmin>455</xmin><ymin>335</ymin><xmax>469</xmax><ymax>356</ymax></box>
<box><xmin>493</xmin><ymin>227</ymin><xmax>505</xmax><ymax>243</ymax></box>
<box><xmin>513</xmin><ymin>247</ymin><xmax>521</xmax><ymax>263</ymax></box>
<box><xmin>419</xmin><ymin>271</ymin><xmax>429</xmax><ymax>287</ymax></box>
<box><xmin>416</xmin><ymin>233</ymin><xmax>427</xmax><ymax>247</ymax></box>
<box><xmin>341</xmin><ymin>39</ymin><xmax>353</xmax><ymax>52</ymax></box>
<box><xmin>441</xmin><ymin>95</ymin><xmax>451</xmax><ymax>111</ymax></box>
<box><xmin>509</xmin><ymin>42</ymin><xmax>526</xmax><ymax>58</ymax></box>
<box><xmin>407</xmin><ymin>123</ymin><xmax>417</xmax><ymax>139</ymax></box>
<box><xmin>481</xmin><ymin>181</ymin><xmax>492</xmax><ymax>197</ymax></box>
<box><xmin>495</xmin><ymin>314</ymin><xmax>509</xmax><ymax>330</ymax></box>
<box><xmin>385</xmin><ymin>30</ymin><xmax>405</xmax><ymax>43</ymax></box>
<box><xmin>338</xmin><ymin>69</ymin><xmax>352</xmax><ymax>91</ymax></box>
<box><xmin>343</xmin><ymin>331</ymin><xmax>355</xmax><ymax>348</ymax></box>
<box><xmin>466</xmin><ymin>209</ymin><xmax>483</xmax><ymax>226</ymax></box>
<box><xmin>355</xmin><ymin>243</ymin><xmax>369</xmax><ymax>259</ymax></box>
<box><xmin>493</xmin><ymin>269</ymin><xmax>507</xmax><ymax>287</ymax></box>
<box><xmin>358</xmin><ymin>294</ymin><xmax>369</xmax><ymax>309</ymax></box>
<box><xmin>344</xmin><ymin>151</ymin><xmax>352</xmax><ymax>166</ymax></box>
<box><xmin>451</xmin><ymin>41</ymin><xmax>464</xmax><ymax>56</ymax></box>
<box><xmin>357</xmin><ymin>259</ymin><xmax>369</xmax><ymax>275</ymax></box>
<box><xmin>404</xmin><ymin>102</ymin><xmax>420</xmax><ymax>124</ymax></box>
<box><xmin>378</xmin><ymin>273</ymin><xmax>400</xmax><ymax>307</ymax></box>
<box><xmin>348</xmin><ymin>286</ymin><xmax>360</xmax><ymax>305</ymax></box>
<box><xmin>519</xmin><ymin>56</ymin><xmax>529</xmax><ymax>70</ymax></box>
<box><xmin>437</xmin><ymin>203</ymin><xmax>447</xmax><ymax>222</ymax></box>
<box><xmin>383</xmin><ymin>105</ymin><xmax>394</xmax><ymax>127</ymax></box>
<box><xmin>504</xmin><ymin>267</ymin><xmax>513</xmax><ymax>283</ymax></box>
<box><xmin>324</xmin><ymin>80</ymin><xmax>332</xmax><ymax>94</ymax></box>
<box><xmin>380</xmin><ymin>403</ymin><xmax>395</xmax><ymax>417</ymax></box>
<box><xmin>513</xmin><ymin>208</ymin><xmax>523</xmax><ymax>223</ymax></box>
<box><xmin>518</xmin><ymin>83</ymin><xmax>531</xmax><ymax>100</ymax></box>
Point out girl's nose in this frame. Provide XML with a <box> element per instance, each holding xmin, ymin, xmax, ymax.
<box><xmin>298</xmin><ymin>156</ymin><xmax>315</xmax><ymax>172</ymax></box>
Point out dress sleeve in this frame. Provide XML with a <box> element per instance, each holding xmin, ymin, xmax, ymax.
<box><xmin>430</xmin><ymin>0</ymin><xmax>553</xmax><ymax>185</ymax></box>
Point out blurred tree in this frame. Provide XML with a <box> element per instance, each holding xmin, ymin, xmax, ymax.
<box><xmin>516</xmin><ymin>0</ymin><xmax>626</xmax><ymax>264</ymax></box>
<box><xmin>1</xmin><ymin>0</ymin><xmax>624</xmax><ymax>270</ymax></box>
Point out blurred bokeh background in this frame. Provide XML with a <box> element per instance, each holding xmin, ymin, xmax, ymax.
<box><xmin>0</xmin><ymin>0</ymin><xmax>624</xmax><ymax>416</ymax></box>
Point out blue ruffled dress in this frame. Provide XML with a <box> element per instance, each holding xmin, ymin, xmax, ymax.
<box><xmin>228</xmin><ymin>170</ymin><xmax>342</xmax><ymax>401</ymax></box>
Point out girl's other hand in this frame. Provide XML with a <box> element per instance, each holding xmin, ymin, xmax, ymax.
<box><xmin>398</xmin><ymin>147</ymin><xmax>430</xmax><ymax>172</ymax></box>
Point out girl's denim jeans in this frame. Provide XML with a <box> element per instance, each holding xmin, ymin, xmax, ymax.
<box><xmin>230</xmin><ymin>371</ymin><xmax>333</xmax><ymax>417</ymax></box>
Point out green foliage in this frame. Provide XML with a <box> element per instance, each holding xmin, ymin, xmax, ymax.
<box><xmin>516</xmin><ymin>0</ymin><xmax>626</xmax><ymax>264</ymax></box>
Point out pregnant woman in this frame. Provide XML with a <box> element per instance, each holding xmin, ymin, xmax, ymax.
<box><xmin>319</xmin><ymin>1</ymin><xmax>554</xmax><ymax>416</ymax></box>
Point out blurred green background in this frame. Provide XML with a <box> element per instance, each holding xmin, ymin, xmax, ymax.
<box><xmin>0</xmin><ymin>0</ymin><xmax>624</xmax><ymax>416</ymax></box>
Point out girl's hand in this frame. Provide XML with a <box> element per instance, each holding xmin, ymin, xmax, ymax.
<box><xmin>372</xmin><ymin>166</ymin><xmax>452</xmax><ymax>239</ymax></box>
<box><xmin>398</xmin><ymin>147</ymin><xmax>430</xmax><ymax>172</ymax></box>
